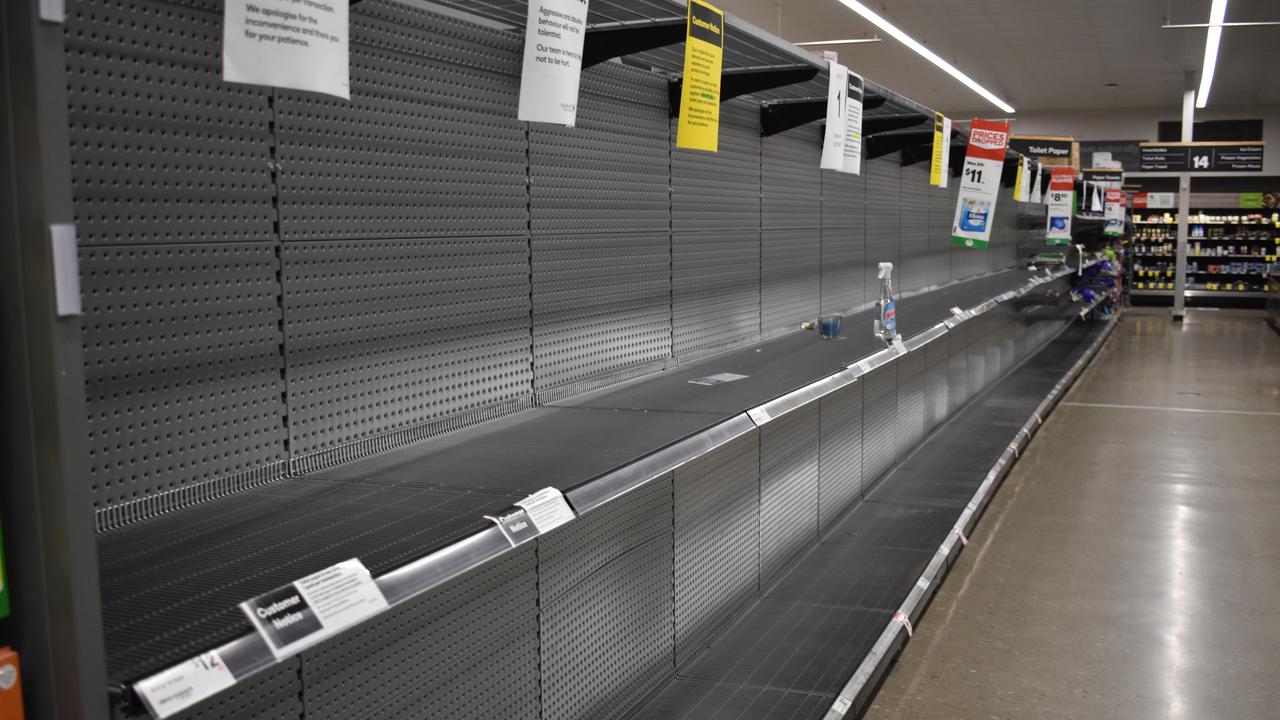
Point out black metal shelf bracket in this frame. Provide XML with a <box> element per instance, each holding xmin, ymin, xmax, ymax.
<box><xmin>582</xmin><ymin>17</ymin><xmax>686</xmax><ymax>69</ymax></box>
<box><xmin>669</xmin><ymin>64</ymin><xmax>819</xmax><ymax>117</ymax></box>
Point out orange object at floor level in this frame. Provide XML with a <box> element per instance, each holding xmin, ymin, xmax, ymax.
<box><xmin>0</xmin><ymin>648</ymin><xmax>23</xmax><ymax>720</ymax></box>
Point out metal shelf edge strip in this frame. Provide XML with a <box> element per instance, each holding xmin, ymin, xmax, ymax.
<box><xmin>820</xmin><ymin>315</ymin><xmax>1118</xmax><ymax>720</ymax></box>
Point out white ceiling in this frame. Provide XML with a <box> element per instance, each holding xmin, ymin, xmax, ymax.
<box><xmin>715</xmin><ymin>0</ymin><xmax>1280</xmax><ymax>115</ymax></box>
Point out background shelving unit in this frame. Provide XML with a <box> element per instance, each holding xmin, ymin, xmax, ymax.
<box><xmin>1127</xmin><ymin>208</ymin><xmax>1279</xmax><ymax>303</ymax></box>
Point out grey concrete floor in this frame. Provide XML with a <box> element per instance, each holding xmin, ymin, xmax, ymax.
<box><xmin>865</xmin><ymin>308</ymin><xmax>1280</xmax><ymax>720</ymax></box>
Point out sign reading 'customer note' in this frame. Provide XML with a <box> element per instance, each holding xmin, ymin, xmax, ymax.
<box><xmin>675</xmin><ymin>0</ymin><xmax>725</xmax><ymax>152</ymax></box>
<box><xmin>241</xmin><ymin>559</ymin><xmax>387</xmax><ymax>659</ymax></box>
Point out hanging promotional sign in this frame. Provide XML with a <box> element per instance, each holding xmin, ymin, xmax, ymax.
<box><xmin>1104</xmin><ymin>188</ymin><xmax>1125</xmax><ymax>237</ymax></box>
<box><xmin>930</xmin><ymin>113</ymin><xmax>952</xmax><ymax>187</ymax></box>
<box><xmin>820</xmin><ymin>61</ymin><xmax>849</xmax><ymax>171</ymax></box>
<box><xmin>842</xmin><ymin>71</ymin><xmax>864</xmax><ymax>174</ymax></box>
<box><xmin>675</xmin><ymin>0</ymin><xmax>725</xmax><ymax>152</ymax></box>
<box><xmin>517</xmin><ymin>0</ymin><xmax>591</xmax><ymax>126</ymax></box>
<box><xmin>951</xmin><ymin>119</ymin><xmax>1011</xmax><ymax>248</ymax></box>
<box><xmin>1030</xmin><ymin>161</ymin><xmax>1044</xmax><ymax>203</ymax></box>
<box><xmin>1045</xmin><ymin>166</ymin><xmax>1076</xmax><ymax>244</ymax></box>
<box><xmin>222</xmin><ymin>0</ymin><xmax>350</xmax><ymax>99</ymax></box>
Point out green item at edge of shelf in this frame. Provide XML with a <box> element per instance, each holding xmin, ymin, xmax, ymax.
<box><xmin>1104</xmin><ymin>248</ymin><xmax>1117</xmax><ymax>260</ymax></box>
<box><xmin>1240</xmin><ymin>192</ymin><xmax>1263</xmax><ymax>209</ymax></box>
<box><xmin>0</xmin><ymin>517</ymin><xmax>8</xmax><ymax>619</ymax></box>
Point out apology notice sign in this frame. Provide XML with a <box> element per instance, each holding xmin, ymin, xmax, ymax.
<box><xmin>518</xmin><ymin>0</ymin><xmax>590</xmax><ymax>125</ymax></box>
<box><xmin>223</xmin><ymin>0</ymin><xmax>349</xmax><ymax>99</ymax></box>
<box><xmin>241</xmin><ymin>559</ymin><xmax>387</xmax><ymax>659</ymax></box>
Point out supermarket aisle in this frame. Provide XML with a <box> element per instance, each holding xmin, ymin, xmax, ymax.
<box><xmin>864</xmin><ymin>308</ymin><xmax>1280</xmax><ymax>720</ymax></box>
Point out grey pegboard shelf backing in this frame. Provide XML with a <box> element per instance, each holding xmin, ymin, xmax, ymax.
<box><xmin>65</xmin><ymin>0</ymin><xmax>275</xmax><ymax>246</ymax></box>
<box><xmin>79</xmin><ymin>242</ymin><xmax>288</xmax><ymax>530</ymax></box>
<box><xmin>280</xmin><ymin>237</ymin><xmax>535</xmax><ymax>461</ymax></box>
<box><xmin>276</xmin><ymin>1</ymin><xmax>528</xmax><ymax>241</ymax></box>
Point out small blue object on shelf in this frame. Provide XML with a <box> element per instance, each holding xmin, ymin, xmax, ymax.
<box><xmin>818</xmin><ymin>314</ymin><xmax>842</xmax><ymax>339</ymax></box>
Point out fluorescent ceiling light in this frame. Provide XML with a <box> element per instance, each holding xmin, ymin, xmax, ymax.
<box><xmin>832</xmin><ymin>0</ymin><xmax>1015</xmax><ymax>113</ymax></box>
<box><xmin>1195</xmin><ymin>0</ymin><xmax>1229</xmax><ymax>108</ymax></box>
<box><xmin>795</xmin><ymin>38</ymin><xmax>882</xmax><ymax>46</ymax></box>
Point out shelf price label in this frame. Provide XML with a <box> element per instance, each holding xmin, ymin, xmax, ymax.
<box><xmin>135</xmin><ymin>651</ymin><xmax>236</xmax><ymax>719</ymax></box>
<box><xmin>675</xmin><ymin>0</ymin><xmax>724</xmax><ymax>152</ymax></box>
<box><xmin>1045</xmin><ymin>166</ymin><xmax>1075</xmax><ymax>245</ymax></box>
<box><xmin>951</xmin><ymin>118</ymin><xmax>1011</xmax><ymax>249</ymax></box>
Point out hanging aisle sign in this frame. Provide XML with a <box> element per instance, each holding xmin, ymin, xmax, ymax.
<box><xmin>951</xmin><ymin>118</ymin><xmax>1011</xmax><ymax>248</ymax></box>
<box><xmin>517</xmin><ymin>0</ymin><xmax>591</xmax><ymax>125</ymax></box>
<box><xmin>842</xmin><ymin>71</ymin><xmax>864</xmax><ymax>174</ymax></box>
<box><xmin>1104</xmin><ymin>188</ymin><xmax>1125</xmax><ymax>237</ymax></box>
<box><xmin>675</xmin><ymin>0</ymin><xmax>725</xmax><ymax>152</ymax></box>
<box><xmin>820</xmin><ymin>61</ymin><xmax>849</xmax><ymax>171</ymax></box>
<box><xmin>222</xmin><ymin>0</ymin><xmax>350</xmax><ymax>99</ymax></box>
<box><xmin>930</xmin><ymin>113</ymin><xmax>952</xmax><ymax>187</ymax></box>
<box><xmin>1045</xmin><ymin>166</ymin><xmax>1075</xmax><ymax>244</ymax></box>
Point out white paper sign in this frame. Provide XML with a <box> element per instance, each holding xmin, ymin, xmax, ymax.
<box><xmin>939</xmin><ymin>116</ymin><xmax>952</xmax><ymax>188</ymax></box>
<box><xmin>517</xmin><ymin>0</ymin><xmax>590</xmax><ymax>125</ymax></box>
<box><xmin>241</xmin><ymin>559</ymin><xmax>388</xmax><ymax>660</ymax></box>
<box><xmin>514</xmin><ymin>488</ymin><xmax>576</xmax><ymax>533</ymax></box>
<box><xmin>1030</xmin><ymin>162</ymin><xmax>1043</xmax><ymax>203</ymax></box>
<box><xmin>135</xmin><ymin>651</ymin><xmax>236</xmax><ymax>720</ymax></box>
<box><xmin>842</xmin><ymin>71</ymin><xmax>864</xmax><ymax>175</ymax></box>
<box><xmin>688</xmin><ymin>372</ymin><xmax>749</xmax><ymax>386</ymax></box>
<box><xmin>820</xmin><ymin>61</ymin><xmax>848</xmax><ymax>171</ymax></box>
<box><xmin>1146</xmin><ymin>192</ymin><xmax>1176</xmax><ymax>208</ymax></box>
<box><xmin>223</xmin><ymin>0</ymin><xmax>349</xmax><ymax>99</ymax></box>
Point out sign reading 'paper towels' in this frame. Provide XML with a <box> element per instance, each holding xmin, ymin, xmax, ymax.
<box><xmin>223</xmin><ymin>0</ymin><xmax>349</xmax><ymax>99</ymax></box>
<box><xmin>518</xmin><ymin>0</ymin><xmax>591</xmax><ymax>126</ymax></box>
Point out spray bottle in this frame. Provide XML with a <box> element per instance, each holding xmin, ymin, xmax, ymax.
<box><xmin>874</xmin><ymin>262</ymin><xmax>898</xmax><ymax>344</ymax></box>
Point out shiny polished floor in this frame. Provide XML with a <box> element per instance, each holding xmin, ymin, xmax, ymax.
<box><xmin>865</xmin><ymin>308</ymin><xmax>1280</xmax><ymax>720</ymax></box>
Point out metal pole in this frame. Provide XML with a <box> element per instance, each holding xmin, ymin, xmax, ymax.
<box><xmin>0</xmin><ymin>0</ymin><xmax>110</xmax><ymax>718</ymax></box>
<box><xmin>1172</xmin><ymin>88</ymin><xmax>1195</xmax><ymax>321</ymax></box>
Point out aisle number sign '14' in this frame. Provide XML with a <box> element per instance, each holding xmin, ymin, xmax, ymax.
<box><xmin>675</xmin><ymin>0</ymin><xmax>725</xmax><ymax>152</ymax></box>
<box><xmin>951</xmin><ymin>119</ymin><xmax>1011</xmax><ymax>249</ymax></box>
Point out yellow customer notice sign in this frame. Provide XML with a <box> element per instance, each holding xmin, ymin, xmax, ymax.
<box><xmin>676</xmin><ymin>0</ymin><xmax>724</xmax><ymax>152</ymax></box>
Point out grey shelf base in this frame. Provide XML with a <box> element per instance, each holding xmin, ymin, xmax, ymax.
<box><xmin>96</xmin><ymin>267</ymin><xmax>1071</xmax><ymax>688</ymax></box>
<box><xmin>631</xmin><ymin>319</ymin><xmax>1109</xmax><ymax>720</ymax></box>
